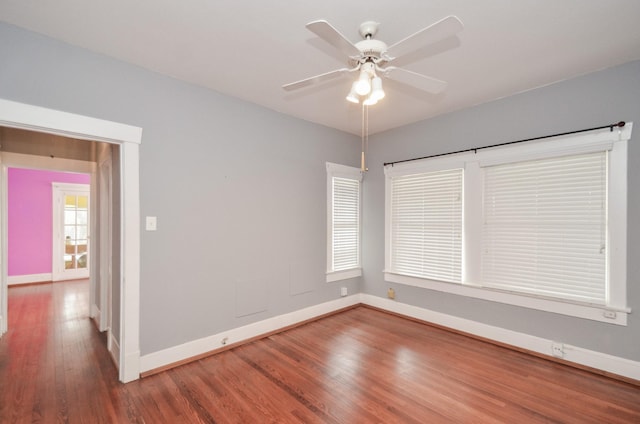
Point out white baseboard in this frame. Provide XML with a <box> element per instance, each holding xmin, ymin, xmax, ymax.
<box><xmin>91</xmin><ymin>304</ymin><xmax>101</xmax><ymax>327</ymax></box>
<box><xmin>121</xmin><ymin>349</ymin><xmax>141</xmax><ymax>383</ymax></box>
<box><xmin>8</xmin><ymin>273</ymin><xmax>52</xmax><ymax>285</ymax></box>
<box><xmin>138</xmin><ymin>292</ymin><xmax>640</xmax><ymax>382</ymax></box>
<box><xmin>139</xmin><ymin>294</ymin><xmax>361</xmax><ymax>373</ymax></box>
<box><xmin>360</xmin><ymin>294</ymin><xmax>640</xmax><ymax>381</ymax></box>
<box><xmin>108</xmin><ymin>330</ymin><xmax>120</xmax><ymax>369</ymax></box>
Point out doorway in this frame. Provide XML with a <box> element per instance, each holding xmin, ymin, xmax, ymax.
<box><xmin>0</xmin><ymin>97</ymin><xmax>142</xmax><ymax>382</ymax></box>
<box><xmin>52</xmin><ymin>182</ymin><xmax>91</xmax><ymax>281</ymax></box>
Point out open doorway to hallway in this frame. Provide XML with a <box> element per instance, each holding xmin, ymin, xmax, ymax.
<box><xmin>0</xmin><ymin>97</ymin><xmax>142</xmax><ymax>382</ymax></box>
<box><xmin>1</xmin><ymin>125</ymin><xmax>118</xmax><ymax>366</ymax></box>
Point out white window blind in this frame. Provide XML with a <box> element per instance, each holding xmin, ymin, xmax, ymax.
<box><xmin>332</xmin><ymin>176</ymin><xmax>361</xmax><ymax>271</ymax></box>
<box><xmin>390</xmin><ymin>169</ymin><xmax>463</xmax><ymax>282</ymax></box>
<box><xmin>481</xmin><ymin>151</ymin><xmax>607</xmax><ymax>304</ymax></box>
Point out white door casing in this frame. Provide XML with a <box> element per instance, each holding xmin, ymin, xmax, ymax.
<box><xmin>99</xmin><ymin>156</ymin><xmax>113</xmax><ymax>334</ymax></box>
<box><xmin>0</xmin><ymin>98</ymin><xmax>142</xmax><ymax>383</ymax></box>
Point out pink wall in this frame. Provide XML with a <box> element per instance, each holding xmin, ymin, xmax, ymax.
<box><xmin>8</xmin><ymin>168</ymin><xmax>90</xmax><ymax>277</ymax></box>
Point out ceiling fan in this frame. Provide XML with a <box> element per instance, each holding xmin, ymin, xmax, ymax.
<box><xmin>282</xmin><ymin>16</ymin><xmax>464</xmax><ymax>105</ymax></box>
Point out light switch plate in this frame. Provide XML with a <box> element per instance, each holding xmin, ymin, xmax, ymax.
<box><xmin>146</xmin><ymin>216</ymin><xmax>157</xmax><ymax>231</ymax></box>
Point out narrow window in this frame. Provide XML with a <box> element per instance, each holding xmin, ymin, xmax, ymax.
<box><xmin>326</xmin><ymin>163</ymin><xmax>362</xmax><ymax>282</ymax></box>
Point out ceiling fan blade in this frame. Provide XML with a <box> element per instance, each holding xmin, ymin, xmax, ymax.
<box><xmin>282</xmin><ymin>68</ymin><xmax>351</xmax><ymax>91</ymax></box>
<box><xmin>386</xmin><ymin>16</ymin><xmax>463</xmax><ymax>60</ymax></box>
<box><xmin>383</xmin><ymin>67</ymin><xmax>448</xmax><ymax>94</ymax></box>
<box><xmin>306</xmin><ymin>20</ymin><xmax>361</xmax><ymax>58</ymax></box>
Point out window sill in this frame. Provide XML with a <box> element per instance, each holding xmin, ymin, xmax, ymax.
<box><xmin>384</xmin><ymin>272</ymin><xmax>629</xmax><ymax>326</ymax></box>
<box><xmin>327</xmin><ymin>268</ymin><xmax>362</xmax><ymax>283</ymax></box>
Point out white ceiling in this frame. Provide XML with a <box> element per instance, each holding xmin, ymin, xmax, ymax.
<box><xmin>1</xmin><ymin>1</ymin><xmax>639</xmax><ymax>135</ymax></box>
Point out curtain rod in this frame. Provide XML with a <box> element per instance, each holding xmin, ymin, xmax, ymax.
<box><xmin>384</xmin><ymin>121</ymin><xmax>626</xmax><ymax>167</ymax></box>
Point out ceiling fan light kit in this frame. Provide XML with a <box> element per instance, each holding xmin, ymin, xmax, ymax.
<box><xmin>351</xmin><ymin>61</ymin><xmax>384</xmax><ymax>104</ymax></box>
<box><xmin>282</xmin><ymin>15</ymin><xmax>464</xmax><ymax>173</ymax></box>
<box><xmin>370</xmin><ymin>76</ymin><xmax>385</xmax><ymax>101</ymax></box>
<box><xmin>283</xmin><ymin>16</ymin><xmax>464</xmax><ymax>105</ymax></box>
<box><xmin>355</xmin><ymin>66</ymin><xmax>373</xmax><ymax>95</ymax></box>
<box><xmin>346</xmin><ymin>83</ymin><xmax>360</xmax><ymax>103</ymax></box>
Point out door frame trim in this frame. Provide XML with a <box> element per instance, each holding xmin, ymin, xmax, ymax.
<box><xmin>98</xmin><ymin>155</ymin><xmax>113</xmax><ymax>335</ymax></box>
<box><xmin>0</xmin><ymin>98</ymin><xmax>142</xmax><ymax>383</ymax></box>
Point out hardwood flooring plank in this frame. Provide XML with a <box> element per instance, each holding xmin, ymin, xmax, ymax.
<box><xmin>1</xmin><ymin>281</ymin><xmax>639</xmax><ymax>423</ymax></box>
<box><xmin>195</xmin><ymin>353</ymin><xmax>320</xmax><ymax>423</ymax></box>
<box><xmin>274</xmin><ymin>312</ymin><xmax>503</xmax><ymax>423</ymax></box>
<box><xmin>258</xmin><ymin>332</ymin><xmax>436</xmax><ymax>423</ymax></box>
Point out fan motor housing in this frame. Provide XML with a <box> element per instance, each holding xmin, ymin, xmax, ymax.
<box><xmin>354</xmin><ymin>39</ymin><xmax>388</xmax><ymax>67</ymax></box>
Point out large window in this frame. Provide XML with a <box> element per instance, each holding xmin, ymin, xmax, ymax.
<box><xmin>384</xmin><ymin>124</ymin><xmax>632</xmax><ymax>324</ymax></box>
<box><xmin>327</xmin><ymin>163</ymin><xmax>362</xmax><ymax>282</ymax></box>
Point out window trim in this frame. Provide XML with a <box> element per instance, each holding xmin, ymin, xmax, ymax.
<box><xmin>326</xmin><ymin>162</ymin><xmax>362</xmax><ymax>282</ymax></box>
<box><xmin>384</xmin><ymin>123</ymin><xmax>632</xmax><ymax>325</ymax></box>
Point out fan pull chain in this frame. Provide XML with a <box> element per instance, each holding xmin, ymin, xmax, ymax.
<box><xmin>361</xmin><ymin>103</ymin><xmax>370</xmax><ymax>173</ymax></box>
<box><xmin>365</xmin><ymin>104</ymin><xmax>369</xmax><ymax>172</ymax></box>
<box><xmin>361</xmin><ymin>102</ymin><xmax>366</xmax><ymax>172</ymax></box>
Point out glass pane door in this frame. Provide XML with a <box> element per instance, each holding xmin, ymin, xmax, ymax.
<box><xmin>52</xmin><ymin>182</ymin><xmax>90</xmax><ymax>281</ymax></box>
<box><xmin>64</xmin><ymin>194</ymin><xmax>89</xmax><ymax>271</ymax></box>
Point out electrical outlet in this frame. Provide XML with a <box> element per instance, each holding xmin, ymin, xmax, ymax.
<box><xmin>387</xmin><ymin>288</ymin><xmax>395</xmax><ymax>299</ymax></box>
<box><xmin>340</xmin><ymin>287</ymin><xmax>348</xmax><ymax>297</ymax></box>
<box><xmin>551</xmin><ymin>342</ymin><xmax>564</xmax><ymax>358</ymax></box>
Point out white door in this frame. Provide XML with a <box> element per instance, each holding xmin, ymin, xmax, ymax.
<box><xmin>52</xmin><ymin>183</ymin><xmax>90</xmax><ymax>281</ymax></box>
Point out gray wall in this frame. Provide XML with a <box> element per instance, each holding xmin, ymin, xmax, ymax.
<box><xmin>0</xmin><ymin>22</ymin><xmax>361</xmax><ymax>355</ymax></box>
<box><xmin>2</xmin><ymin>19</ymin><xmax>637</xmax><ymax>364</ymax></box>
<box><xmin>363</xmin><ymin>60</ymin><xmax>640</xmax><ymax>361</ymax></box>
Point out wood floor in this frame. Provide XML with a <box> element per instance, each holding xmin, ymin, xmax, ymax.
<box><xmin>1</xmin><ymin>281</ymin><xmax>639</xmax><ymax>423</ymax></box>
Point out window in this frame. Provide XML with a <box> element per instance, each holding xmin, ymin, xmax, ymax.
<box><xmin>327</xmin><ymin>163</ymin><xmax>362</xmax><ymax>282</ymax></box>
<box><xmin>482</xmin><ymin>152</ymin><xmax>607</xmax><ymax>304</ymax></box>
<box><xmin>384</xmin><ymin>124</ymin><xmax>632</xmax><ymax>324</ymax></box>
<box><xmin>390</xmin><ymin>169</ymin><xmax>463</xmax><ymax>283</ymax></box>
